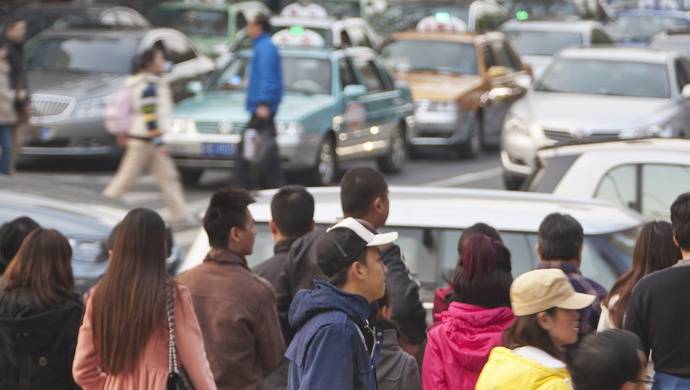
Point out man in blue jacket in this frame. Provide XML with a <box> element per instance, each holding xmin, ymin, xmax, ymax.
<box><xmin>286</xmin><ymin>217</ymin><xmax>398</xmax><ymax>390</ymax></box>
<box><xmin>237</xmin><ymin>13</ymin><xmax>284</xmax><ymax>189</ymax></box>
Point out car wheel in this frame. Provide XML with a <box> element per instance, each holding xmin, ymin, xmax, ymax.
<box><xmin>179</xmin><ymin>169</ymin><xmax>203</xmax><ymax>187</ymax></box>
<box><xmin>458</xmin><ymin>116</ymin><xmax>482</xmax><ymax>159</ymax></box>
<box><xmin>309</xmin><ymin>136</ymin><xmax>337</xmax><ymax>186</ymax></box>
<box><xmin>503</xmin><ymin>171</ymin><xmax>525</xmax><ymax>191</ymax></box>
<box><xmin>377</xmin><ymin>124</ymin><xmax>406</xmax><ymax>173</ymax></box>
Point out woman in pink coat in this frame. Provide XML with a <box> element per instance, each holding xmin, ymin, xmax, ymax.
<box><xmin>73</xmin><ymin>208</ymin><xmax>216</xmax><ymax>389</ymax></box>
<box><xmin>423</xmin><ymin>234</ymin><xmax>515</xmax><ymax>390</ymax></box>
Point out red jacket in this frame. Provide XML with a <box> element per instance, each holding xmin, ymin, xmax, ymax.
<box><xmin>422</xmin><ymin>302</ymin><xmax>514</xmax><ymax>390</ymax></box>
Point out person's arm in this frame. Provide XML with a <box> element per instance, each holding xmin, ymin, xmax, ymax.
<box><xmin>255</xmin><ymin>284</ymin><xmax>286</xmax><ymax>374</ymax></box>
<box><xmin>381</xmin><ymin>244</ymin><xmax>427</xmax><ymax>344</ymax></box>
<box><xmin>72</xmin><ymin>297</ymin><xmax>107</xmax><ymax>390</ymax></box>
<box><xmin>299</xmin><ymin>324</ymin><xmax>356</xmax><ymax>390</ymax></box>
<box><xmin>401</xmin><ymin>354</ymin><xmax>421</xmax><ymax>390</ymax></box>
<box><xmin>624</xmin><ymin>283</ymin><xmax>651</xmax><ymax>356</ymax></box>
<box><xmin>422</xmin><ymin>332</ymin><xmax>448</xmax><ymax>390</ymax></box>
<box><xmin>255</xmin><ymin>45</ymin><xmax>282</xmax><ymax>110</ymax></box>
<box><xmin>175</xmin><ymin>286</ymin><xmax>218</xmax><ymax>390</ymax></box>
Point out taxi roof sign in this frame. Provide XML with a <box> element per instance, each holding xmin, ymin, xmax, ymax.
<box><xmin>416</xmin><ymin>14</ymin><xmax>467</xmax><ymax>33</ymax></box>
<box><xmin>273</xmin><ymin>28</ymin><xmax>326</xmax><ymax>47</ymax></box>
<box><xmin>280</xmin><ymin>2</ymin><xmax>329</xmax><ymax>18</ymax></box>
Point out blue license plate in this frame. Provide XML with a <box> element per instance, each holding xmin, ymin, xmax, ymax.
<box><xmin>202</xmin><ymin>143</ymin><xmax>236</xmax><ymax>157</ymax></box>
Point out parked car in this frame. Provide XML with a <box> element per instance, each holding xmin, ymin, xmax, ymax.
<box><xmin>503</xmin><ymin>0</ymin><xmax>610</xmax><ymax>22</ymax></box>
<box><xmin>607</xmin><ymin>8</ymin><xmax>690</xmax><ymax>45</ymax></box>
<box><xmin>501</xmin><ymin>20</ymin><xmax>614</xmax><ymax>78</ymax></box>
<box><xmin>180</xmin><ymin>186</ymin><xmax>644</xmax><ymax>311</ymax></box>
<box><xmin>379</xmin><ymin>17</ymin><xmax>531</xmax><ymax>157</ymax></box>
<box><xmin>163</xmin><ymin>42</ymin><xmax>415</xmax><ymax>186</ymax></box>
<box><xmin>500</xmin><ymin>47</ymin><xmax>690</xmax><ymax>189</ymax></box>
<box><xmin>0</xmin><ymin>177</ymin><xmax>181</xmax><ymax>293</ymax></box>
<box><xmin>370</xmin><ymin>0</ymin><xmax>510</xmax><ymax>36</ymax></box>
<box><xmin>0</xmin><ymin>2</ymin><xmax>149</xmax><ymax>41</ymax></box>
<box><xmin>525</xmin><ymin>138</ymin><xmax>690</xmax><ymax>220</ymax></box>
<box><xmin>651</xmin><ymin>27</ymin><xmax>690</xmax><ymax>57</ymax></box>
<box><xmin>23</xmin><ymin>26</ymin><xmax>215</xmax><ymax>159</ymax></box>
<box><xmin>147</xmin><ymin>1</ymin><xmax>269</xmax><ymax>57</ymax></box>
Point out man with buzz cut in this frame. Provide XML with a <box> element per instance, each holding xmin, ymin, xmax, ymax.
<box><xmin>286</xmin><ymin>217</ymin><xmax>398</xmax><ymax>390</ymax></box>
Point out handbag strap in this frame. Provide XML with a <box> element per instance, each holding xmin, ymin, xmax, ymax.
<box><xmin>166</xmin><ymin>284</ymin><xmax>179</xmax><ymax>375</ymax></box>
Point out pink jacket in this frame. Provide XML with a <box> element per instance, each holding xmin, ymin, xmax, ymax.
<box><xmin>422</xmin><ymin>302</ymin><xmax>514</xmax><ymax>390</ymax></box>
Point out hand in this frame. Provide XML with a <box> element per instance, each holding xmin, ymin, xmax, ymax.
<box><xmin>116</xmin><ymin>134</ymin><xmax>128</xmax><ymax>147</ymax></box>
<box><xmin>256</xmin><ymin>104</ymin><xmax>270</xmax><ymax>119</ymax></box>
<box><xmin>17</xmin><ymin>89</ymin><xmax>27</xmax><ymax>101</ymax></box>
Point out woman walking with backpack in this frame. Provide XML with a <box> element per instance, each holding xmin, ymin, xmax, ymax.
<box><xmin>103</xmin><ymin>46</ymin><xmax>191</xmax><ymax>225</ymax></box>
<box><xmin>72</xmin><ymin>208</ymin><xmax>215</xmax><ymax>389</ymax></box>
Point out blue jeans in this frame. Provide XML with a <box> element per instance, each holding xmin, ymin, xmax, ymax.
<box><xmin>654</xmin><ymin>372</ymin><xmax>690</xmax><ymax>390</ymax></box>
<box><xmin>0</xmin><ymin>125</ymin><xmax>12</xmax><ymax>175</ymax></box>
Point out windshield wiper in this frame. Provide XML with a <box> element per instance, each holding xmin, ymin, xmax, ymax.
<box><xmin>409</xmin><ymin>66</ymin><xmax>463</xmax><ymax>75</ymax></box>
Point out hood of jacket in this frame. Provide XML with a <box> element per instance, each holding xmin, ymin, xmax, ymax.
<box><xmin>476</xmin><ymin>347</ymin><xmax>572</xmax><ymax>390</ymax></box>
<box><xmin>289</xmin><ymin>279</ymin><xmax>372</xmax><ymax>330</ymax></box>
<box><xmin>430</xmin><ymin>302</ymin><xmax>514</xmax><ymax>373</ymax></box>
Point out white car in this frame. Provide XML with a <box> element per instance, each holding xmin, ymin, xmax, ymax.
<box><xmin>501</xmin><ymin>20</ymin><xmax>614</xmax><ymax>78</ymax></box>
<box><xmin>501</xmin><ymin>47</ymin><xmax>690</xmax><ymax>190</ymax></box>
<box><xmin>525</xmin><ymin>138</ymin><xmax>690</xmax><ymax>220</ymax></box>
<box><xmin>180</xmin><ymin>187</ymin><xmax>643</xmax><ymax>310</ymax></box>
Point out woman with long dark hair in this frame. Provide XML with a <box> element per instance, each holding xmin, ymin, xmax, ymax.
<box><xmin>599</xmin><ymin>221</ymin><xmax>680</xmax><ymax>330</ymax></box>
<box><xmin>423</xmin><ymin>234</ymin><xmax>514</xmax><ymax>389</ymax></box>
<box><xmin>0</xmin><ymin>228</ymin><xmax>83</xmax><ymax>389</ymax></box>
<box><xmin>73</xmin><ymin>208</ymin><xmax>215</xmax><ymax>389</ymax></box>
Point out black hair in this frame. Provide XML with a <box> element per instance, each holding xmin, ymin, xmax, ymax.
<box><xmin>203</xmin><ymin>187</ymin><xmax>255</xmax><ymax>249</ymax></box>
<box><xmin>254</xmin><ymin>13</ymin><xmax>271</xmax><ymax>32</ymax></box>
<box><xmin>571</xmin><ymin>329</ymin><xmax>644</xmax><ymax>390</ymax></box>
<box><xmin>131</xmin><ymin>44</ymin><xmax>165</xmax><ymax>75</ymax></box>
<box><xmin>340</xmin><ymin>167</ymin><xmax>388</xmax><ymax>218</ymax></box>
<box><xmin>538</xmin><ymin>213</ymin><xmax>584</xmax><ymax>261</ymax></box>
<box><xmin>459</xmin><ymin>222</ymin><xmax>502</xmax><ymax>254</ymax></box>
<box><xmin>0</xmin><ymin>216</ymin><xmax>40</xmax><ymax>273</ymax></box>
<box><xmin>671</xmin><ymin>192</ymin><xmax>690</xmax><ymax>251</ymax></box>
<box><xmin>271</xmin><ymin>186</ymin><xmax>314</xmax><ymax>239</ymax></box>
<box><xmin>504</xmin><ymin>308</ymin><xmax>561</xmax><ymax>359</ymax></box>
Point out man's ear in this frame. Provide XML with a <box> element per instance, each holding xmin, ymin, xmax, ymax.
<box><xmin>229</xmin><ymin>226</ymin><xmax>240</xmax><ymax>246</ymax></box>
<box><xmin>674</xmin><ymin>234</ymin><xmax>680</xmax><ymax>248</ymax></box>
<box><xmin>351</xmin><ymin>259</ymin><xmax>367</xmax><ymax>281</ymax></box>
<box><xmin>269</xmin><ymin>220</ymin><xmax>279</xmax><ymax>236</ymax></box>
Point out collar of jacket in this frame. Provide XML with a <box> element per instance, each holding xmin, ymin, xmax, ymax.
<box><xmin>204</xmin><ymin>248</ymin><xmax>248</xmax><ymax>268</ymax></box>
<box><xmin>253</xmin><ymin>32</ymin><xmax>271</xmax><ymax>46</ymax></box>
<box><xmin>537</xmin><ymin>261</ymin><xmax>580</xmax><ymax>275</ymax></box>
<box><xmin>381</xmin><ymin>328</ymin><xmax>401</xmax><ymax>349</ymax></box>
<box><xmin>274</xmin><ymin>238</ymin><xmax>295</xmax><ymax>255</ymax></box>
<box><xmin>313</xmin><ymin>279</ymin><xmax>372</xmax><ymax>322</ymax></box>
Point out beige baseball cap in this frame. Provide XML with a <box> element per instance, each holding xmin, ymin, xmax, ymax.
<box><xmin>510</xmin><ymin>269</ymin><xmax>596</xmax><ymax>316</ymax></box>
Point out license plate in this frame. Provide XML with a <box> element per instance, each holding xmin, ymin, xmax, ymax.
<box><xmin>202</xmin><ymin>143</ymin><xmax>236</xmax><ymax>157</ymax></box>
<box><xmin>40</xmin><ymin>127</ymin><xmax>54</xmax><ymax>141</ymax></box>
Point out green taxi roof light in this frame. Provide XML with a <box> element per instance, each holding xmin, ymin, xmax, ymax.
<box><xmin>516</xmin><ymin>10</ymin><xmax>529</xmax><ymax>21</ymax></box>
<box><xmin>434</xmin><ymin>12</ymin><xmax>451</xmax><ymax>24</ymax></box>
<box><xmin>289</xmin><ymin>26</ymin><xmax>305</xmax><ymax>36</ymax></box>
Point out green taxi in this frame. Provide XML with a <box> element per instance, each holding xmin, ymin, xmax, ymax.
<box><xmin>147</xmin><ymin>1</ymin><xmax>269</xmax><ymax>57</ymax></box>
<box><xmin>163</xmin><ymin>37</ymin><xmax>415</xmax><ymax>186</ymax></box>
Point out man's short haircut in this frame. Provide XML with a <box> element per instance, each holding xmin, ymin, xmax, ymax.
<box><xmin>671</xmin><ymin>192</ymin><xmax>690</xmax><ymax>251</ymax></box>
<box><xmin>328</xmin><ymin>251</ymin><xmax>367</xmax><ymax>287</ymax></box>
<box><xmin>571</xmin><ymin>329</ymin><xmax>644</xmax><ymax>390</ymax></box>
<box><xmin>0</xmin><ymin>216</ymin><xmax>40</xmax><ymax>270</ymax></box>
<box><xmin>538</xmin><ymin>213</ymin><xmax>584</xmax><ymax>261</ymax></box>
<box><xmin>271</xmin><ymin>186</ymin><xmax>314</xmax><ymax>239</ymax></box>
<box><xmin>254</xmin><ymin>13</ymin><xmax>271</xmax><ymax>32</ymax></box>
<box><xmin>203</xmin><ymin>187</ymin><xmax>255</xmax><ymax>249</ymax></box>
<box><xmin>340</xmin><ymin>167</ymin><xmax>388</xmax><ymax>218</ymax></box>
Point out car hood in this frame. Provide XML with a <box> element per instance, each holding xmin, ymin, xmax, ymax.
<box><xmin>512</xmin><ymin>91</ymin><xmax>676</xmax><ymax>131</ymax></box>
<box><xmin>28</xmin><ymin>70</ymin><xmax>125</xmax><ymax>100</ymax></box>
<box><xmin>521</xmin><ymin>55</ymin><xmax>552</xmax><ymax>79</ymax></box>
<box><xmin>396</xmin><ymin>72</ymin><xmax>483</xmax><ymax>101</ymax></box>
<box><xmin>174</xmin><ymin>91</ymin><xmax>337</xmax><ymax>122</ymax></box>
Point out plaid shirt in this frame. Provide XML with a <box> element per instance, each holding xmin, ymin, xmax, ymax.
<box><xmin>537</xmin><ymin>261</ymin><xmax>608</xmax><ymax>335</ymax></box>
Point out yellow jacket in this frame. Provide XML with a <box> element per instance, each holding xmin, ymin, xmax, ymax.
<box><xmin>475</xmin><ymin>347</ymin><xmax>572</xmax><ymax>390</ymax></box>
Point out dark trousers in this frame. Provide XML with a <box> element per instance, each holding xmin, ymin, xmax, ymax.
<box><xmin>235</xmin><ymin>113</ymin><xmax>284</xmax><ymax>190</ymax></box>
<box><xmin>0</xmin><ymin>125</ymin><xmax>13</xmax><ymax>175</ymax></box>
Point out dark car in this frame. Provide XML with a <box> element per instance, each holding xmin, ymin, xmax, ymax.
<box><xmin>0</xmin><ymin>2</ymin><xmax>149</xmax><ymax>41</ymax></box>
<box><xmin>23</xmin><ymin>27</ymin><xmax>215</xmax><ymax>159</ymax></box>
<box><xmin>0</xmin><ymin>177</ymin><xmax>181</xmax><ymax>293</ymax></box>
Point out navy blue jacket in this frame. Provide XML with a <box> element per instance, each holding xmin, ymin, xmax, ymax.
<box><xmin>246</xmin><ymin>33</ymin><xmax>283</xmax><ymax>114</ymax></box>
<box><xmin>286</xmin><ymin>280</ymin><xmax>380</xmax><ymax>390</ymax></box>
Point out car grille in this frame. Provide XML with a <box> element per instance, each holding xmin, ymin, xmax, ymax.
<box><xmin>543</xmin><ymin>128</ymin><xmax>620</xmax><ymax>142</ymax></box>
<box><xmin>30</xmin><ymin>94</ymin><xmax>76</xmax><ymax>122</ymax></box>
<box><xmin>196</xmin><ymin>121</ymin><xmax>247</xmax><ymax>134</ymax></box>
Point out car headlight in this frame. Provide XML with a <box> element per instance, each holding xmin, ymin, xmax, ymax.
<box><xmin>169</xmin><ymin>118</ymin><xmax>197</xmax><ymax>134</ymax></box>
<box><xmin>73</xmin><ymin>95</ymin><xmax>112</xmax><ymax>118</ymax></box>
<box><xmin>69</xmin><ymin>238</ymin><xmax>107</xmax><ymax>263</ymax></box>
<box><xmin>277</xmin><ymin>122</ymin><xmax>304</xmax><ymax>137</ymax></box>
<box><xmin>428</xmin><ymin>101</ymin><xmax>457</xmax><ymax>113</ymax></box>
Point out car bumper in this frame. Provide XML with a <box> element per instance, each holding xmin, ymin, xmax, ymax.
<box><xmin>21</xmin><ymin>117</ymin><xmax>119</xmax><ymax>157</ymax></box>
<box><xmin>409</xmin><ymin>110</ymin><xmax>473</xmax><ymax>146</ymax></box>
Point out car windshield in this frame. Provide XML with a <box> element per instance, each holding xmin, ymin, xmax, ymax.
<box><xmin>381</xmin><ymin>40</ymin><xmax>478</xmax><ymax>75</ymax></box>
<box><xmin>371</xmin><ymin>4</ymin><xmax>470</xmax><ymax>35</ymax></box>
<box><xmin>504</xmin><ymin>0</ymin><xmax>579</xmax><ymax>19</ymax></box>
<box><xmin>504</xmin><ymin>30</ymin><xmax>583</xmax><ymax>56</ymax></box>
<box><xmin>608</xmin><ymin>15</ymin><xmax>690</xmax><ymax>42</ymax></box>
<box><xmin>26</xmin><ymin>36</ymin><xmax>140</xmax><ymax>74</ymax></box>
<box><xmin>149</xmin><ymin>8</ymin><xmax>228</xmax><ymax>37</ymax></box>
<box><xmin>210</xmin><ymin>56</ymin><xmax>332</xmax><ymax>94</ymax></box>
<box><xmin>320</xmin><ymin>0</ymin><xmax>361</xmax><ymax>18</ymax></box>
<box><xmin>651</xmin><ymin>38</ymin><xmax>690</xmax><ymax>59</ymax></box>
<box><xmin>535</xmin><ymin>58</ymin><xmax>670</xmax><ymax>98</ymax></box>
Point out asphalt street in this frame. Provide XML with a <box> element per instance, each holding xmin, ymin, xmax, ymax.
<box><xmin>14</xmin><ymin>150</ymin><xmax>503</xmax><ymax>253</ymax></box>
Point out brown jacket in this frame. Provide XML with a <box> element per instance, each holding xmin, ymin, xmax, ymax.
<box><xmin>177</xmin><ymin>249</ymin><xmax>285</xmax><ymax>390</ymax></box>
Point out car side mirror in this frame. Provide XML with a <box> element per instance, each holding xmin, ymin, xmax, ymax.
<box><xmin>487</xmin><ymin>66</ymin><xmax>509</xmax><ymax>79</ymax></box>
<box><xmin>343</xmin><ymin>84</ymin><xmax>367</xmax><ymax>99</ymax></box>
<box><xmin>187</xmin><ymin>81</ymin><xmax>204</xmax><ymax>95</ymax></box>
<box><xmin>682</xmin><ymin>84</ymin><xmax>690</xmax><ymax>99</ymax></box>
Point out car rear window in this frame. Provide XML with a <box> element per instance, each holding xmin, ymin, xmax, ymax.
<box><xmin>527</xmin><ymin>154</ymin><xmax>580</xmax><ymax>193</ymax></box>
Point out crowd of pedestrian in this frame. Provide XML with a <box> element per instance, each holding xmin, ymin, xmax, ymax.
<box><xmin>1</xmin><ymin>166</ymin><xmax>689</xmax><ymax>390</ymax></box>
